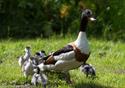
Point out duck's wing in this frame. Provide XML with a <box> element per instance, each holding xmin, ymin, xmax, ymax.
<box><xmin>53</xmin><ymin>45</ymin><xmax>74</xmax><ymax>56</ymax></box>
<box><xmin>42</xmin><ymin>44</ymin><xmax>74</xmax><ymax>60</ymax></box>
<box><xmin>42</xmin><ymin>45</ymin><xmax>74</xmax><ymax>65</ymax></box>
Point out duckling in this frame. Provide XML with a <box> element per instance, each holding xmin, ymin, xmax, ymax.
<box><xmin>18</xmin><ymin>46</ymin><xmax>31</xmax><ymax>67</ymax></box>
<box><xmin>35</xmin><ymin>50</ymin><xmax>46</xmax><ymax>58</ymax></box>
<box><xmin>22</xmin><ymin>50</ymin><xmax>46</xmax><ymax>80</ymax></box>
<box><xmin>22</xmin><ymin>59</ymin><xmax>34</xmax><ymax>79</ymax></box>
<box><xmin>35</xmin><ymin>50</ymin><xmax>47</xmax><ymax>64</ymax></box>
<box><xmin>80</xmin><ymin>63</ymin><xmax>96</xmax><ymax>78</ymax></box>
<box><xmin>31</xmin><ymin>67</ymin><xmax>47</xmax><ymax>88</ymax></box>
<box><xmin>18</xmin><ymin>47</ymin><xmax>35</xmax><ymax>83</ymax></box>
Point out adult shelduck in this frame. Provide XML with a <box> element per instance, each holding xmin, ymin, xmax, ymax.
<box><xmin>38</xmin><ymin>9</ymin><xmax>96</xmax><ymax>84</ymax></box>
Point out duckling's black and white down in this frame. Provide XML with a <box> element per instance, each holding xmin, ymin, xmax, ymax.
<box><xmin>22</xmin><ymin>50</ymin><xmax>47</xmax><ymax>78</ymax></box>
<box><xmin>19</xmin><ymin>47</ymin><xmax>35</xmax><ymax>79</ymax></box>
<box><xmin>22</xmin><ymin>59</ymin><xmax>34</xmax><ymax>79</ymax></box>
<box><xmin>31</xmin><ymin>67</ymin><xmax>47</xmax><ymax>88</ymax></box>
<box><xmin>18</xmin><ymin>46</ymin><xmax>35</xmax><ymax>83</ymax></box>
<box><xmin>35</xmin><ymin>50</ymin><xmax>46</xmax><ymax>59</ymax></box>
<box><xmin>34</xmin><ymin>50</ymin><xmax>47</xmax><ymax>64</ymax></box>
<box><xmin>38</xmin><ymin>9</ymin><xmax>96</xmax><ymax>84</ymax></box>
<box><xmin>80</xmin><ymin>63</ymin><xmax>96</xmax><ymax>77</ymax></box>
<box><xmin>18</xmin><ymin>46</ymin><xmax>31</xmax><ymax>67</ymax></box>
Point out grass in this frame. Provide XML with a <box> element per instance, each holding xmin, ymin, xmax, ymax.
<box><xmin>0</xmin><ymin>36</ymin><xmax>125</xmax><ymax>88</ymax></box>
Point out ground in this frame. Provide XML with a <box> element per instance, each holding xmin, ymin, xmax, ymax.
<box><xmin>0</xmin><ymin>36</ymin><xmax>125</xmax><ymax>88</ymax></box>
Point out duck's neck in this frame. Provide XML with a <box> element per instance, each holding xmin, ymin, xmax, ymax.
<box><xmin>76</xmin><ymin>16</ymin><xmax>88</xmax><ymax>43</ymax></box>
<box><xmin>74</xmin><ymin>17</ymin><xmax>89</xmax><ymax>54</ymax></box>
<box><xmin>80</xmin><ymin>16</ymin><xmax>88</xmax><ymax>32</ymax></box>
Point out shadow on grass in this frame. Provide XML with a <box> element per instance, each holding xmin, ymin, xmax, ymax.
<box><xmin>74</xmin><ymin>82</ymin><xmax>113</xmax><ymax>88</ymax></box>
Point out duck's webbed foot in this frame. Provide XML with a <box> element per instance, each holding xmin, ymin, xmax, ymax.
<box><xmin>62</xmin><ymin>71</ymin><xmax>73</xmax><ymax>84</ymax></box>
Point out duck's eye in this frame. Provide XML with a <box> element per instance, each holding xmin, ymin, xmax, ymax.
<box><xmin>86</xmin><ymin>11</ymin><xmax>92</xmax><ymax>17</ymax></box>
<box><xmin>87</xmin><ymin>11</ymin><xmax>90</xmax><ymax>15</ymax></box>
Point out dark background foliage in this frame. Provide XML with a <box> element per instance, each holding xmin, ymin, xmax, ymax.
<box><xmin>0</xmin><ymin>0</ymin><xmax>124</xmax><ymax>40</ymax></box>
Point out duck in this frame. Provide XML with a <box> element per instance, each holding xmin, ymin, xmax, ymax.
<box><xmin>18</xmin><ymin>46</ymin><xmax>31</xmax><ymax>67</ymax></box>
<box><xmin>38</xmin><ymin>9</ymin><xmax>96</xmax><ymax>84</ymax></box>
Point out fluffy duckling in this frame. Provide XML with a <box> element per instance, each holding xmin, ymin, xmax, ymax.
<box><xmin>22</xmin><ymin>50</ymin><xmax>46</xmax><ymax>80</ymax></box>
<box><xmin>31</xmin><ymin>67</ymin><xmax>47</xmax><ymax>88</ymax></box>
<box><xmin>22</xmin><ymin>59</ymin><xmax>33</xmax><ymax>77</ymax></box>
<box><xmin>35</xmin><ymin>50</ymin><xmax>46</xmax><ymax>60</ymax></box>
<box><xmin>35</xmin><ymin>50</ymin><xmax>47</xmax><ymax>64</ymax></box>
<box><xmin>80</xmin><ymin>63</ymin><xmax>96</xmax><ymax>78</ymax></box>
<box><xmin>18</xmin><ymin>46</ymin><xmax>31</xmax><ymax>67</ymax></box>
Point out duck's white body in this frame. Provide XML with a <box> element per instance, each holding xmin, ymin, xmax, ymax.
<box><xmin>38</xmin><ymin>32</ymin><xmax>90</xmax><ymax>72</ymax></box>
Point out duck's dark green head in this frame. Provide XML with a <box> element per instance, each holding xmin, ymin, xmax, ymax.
<box><xmin>81</xmin><ymin>9</ymin><xmax>96</xmax><ymax>21</ymax></box>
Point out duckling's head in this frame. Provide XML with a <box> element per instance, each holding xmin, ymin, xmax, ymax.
<box><xmin>25</xmin><ymin>46</ymin><xmax>31</xmax><ymax>52</ymax></box>
<box><xmin>35</xmin><ymin>50</ymin><xmax>46</xmax><ymax>58</ymax></box>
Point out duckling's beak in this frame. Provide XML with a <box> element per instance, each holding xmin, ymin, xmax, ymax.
<box><xmin>89</xmin><ymin>17</ymin><xmax>96</xmax><ymax>21</ymax></box>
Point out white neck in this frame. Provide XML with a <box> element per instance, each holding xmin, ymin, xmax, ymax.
<box><xmin>74</xmin><ymin>32</ymin><xmax>90</xmax><ymax>54</ymax></box>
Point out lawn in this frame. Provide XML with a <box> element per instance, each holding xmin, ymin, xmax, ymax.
<box><xmin>0</xmin><ymin>36</ymin><xmax>125</xmax><ymax>88</ymax></box>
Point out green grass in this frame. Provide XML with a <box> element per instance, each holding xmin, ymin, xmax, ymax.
<box><xmin>0</xmin><ymin>36</ymin><xmax>125</xmax><ymax>88</ymax></box>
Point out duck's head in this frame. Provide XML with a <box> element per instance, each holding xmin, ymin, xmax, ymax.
<box><xmin>81</xmin><ymin>9</ymin><xmax>96</xmax><ymax>21</ymax></box>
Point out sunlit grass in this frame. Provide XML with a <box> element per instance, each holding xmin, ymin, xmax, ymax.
<box><xmin>0</xmin><ymin>36</ymin><xmax>125</xmax><ymax>88</ymax></box>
